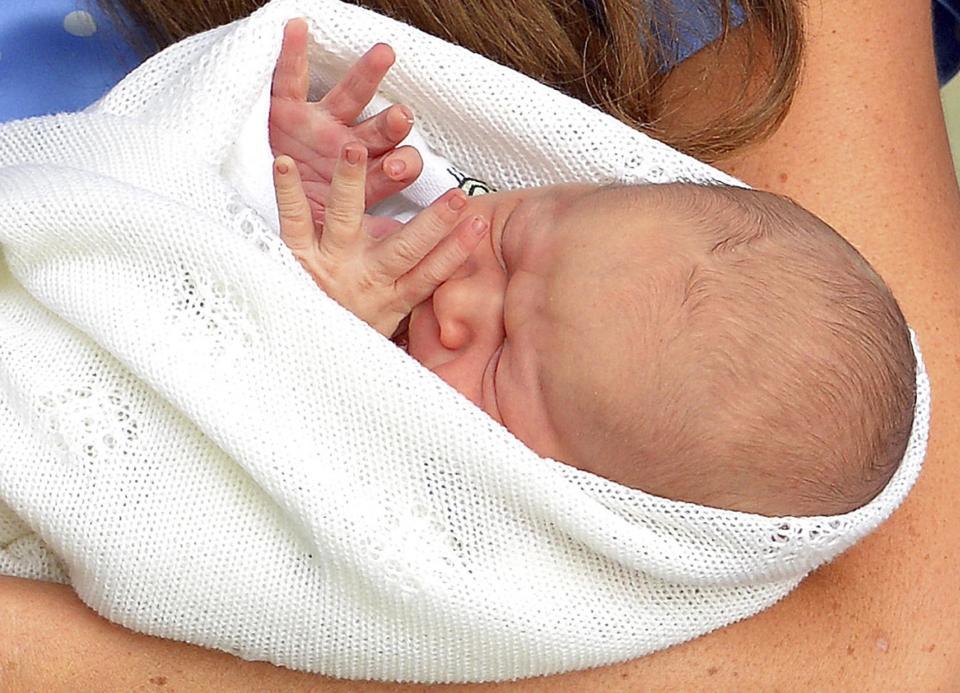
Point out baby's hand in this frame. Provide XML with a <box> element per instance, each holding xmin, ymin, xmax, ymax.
<box><xmin>274</xmin><ymin>144</ymin><xmax>488</xmax><ymax>338</ymax></box>
<box><xmin>269</xmin><ymin>19</ymin><xmax>421</xmax><ymax>224</ymax></box>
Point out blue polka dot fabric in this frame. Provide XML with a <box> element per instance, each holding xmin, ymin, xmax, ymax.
<box><xmin>0</xmin><ymin>1</ymin><xmax>956</xmax><ymax>127</ymax></box>
<box><xmin>0</xmin><ymin>1</ymin><xmax>144</xmax><ymax>123</ymax></box>
<box><xmin>935</xmin><ymin>0</ymin><xmax>960</xmax><ymax>85</ymax></box>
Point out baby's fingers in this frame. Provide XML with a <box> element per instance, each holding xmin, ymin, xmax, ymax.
<box><xmin>377</xmin><ymin>189</ymin><xmax>469</xmax><ymax>277</ymax></box>
<box><xmin>274</xmin><ymin>155</ymin><xmax>316</xmax><ymax>253</ymax></box>
<box><xmin>396</xmin><ymin>214</ymin><xmax>488</xmax><ymax>307</ymax></box>
<box><xmin>319</xmin><ymin>43</ymin><xmax>395</xmax><ymax>122</ymax></box>
<box><xmin>352</xmin><ymin>104</ymin><xmax>415</xmax><ymax>156</ymax></box>
<box><xmin>272</xmin><ymin>19</ymin><xmax>310</xmax><ymax>101</ymax></box>
<box><xmin>322</xmin><ymin>143</ymin><xmax>368</xmax><ymax>252</ymax></box>
<box><xmin>366</xmin><ymin>146</ymin><xmax>424</xmax><ymax>207</ymax></box>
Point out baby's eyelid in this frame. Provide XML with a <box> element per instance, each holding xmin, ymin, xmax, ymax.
<box><xmin>494</xmin><ymin>224</ymin><xmax>508</xmax><ymax>271</ymax></box>
<box><xmin>490</xmin><ymin>343</ymin><xmax>506</xmax><ymax>411</ymax></box>
<box><xmin>494</xmin><ymin>205</ymin><xmax>521</xmax><ymax>272</ymax></box>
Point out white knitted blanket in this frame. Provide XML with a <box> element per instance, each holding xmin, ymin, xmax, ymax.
<box><xmin>0</xmin><ymin>0</ymin><xmax>930</xmax><ymax>683</ymax></box>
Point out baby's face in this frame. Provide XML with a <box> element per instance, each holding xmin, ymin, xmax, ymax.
<box><xmin>407</xmin><ymin>183</ymin><xmax>653</xmax><ymax>464</ymax></box>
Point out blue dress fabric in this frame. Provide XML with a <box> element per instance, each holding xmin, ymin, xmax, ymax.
<box><xmin>0</xmin><ymin>0</ymin><xmax>748</xmax><ymax>125</ymax></box>
<box><xmin>581</xmin><ymin>0</ymin><xmax>745</xmax><ymax>65</ymax></box>
<box><xmin>935</xmin><ymin>0</ymin><xmax>960</xmax><ymax>84</ymax></box>
<box><xmin>663</xmin><ymin>0</ymin><xmax>746</xmax><ymax>65</ymax></box>
<box><xmin>0</xmin><ymin>1</ymin><xmax>956</xmax><ymax>125</ymax></box>
<box><xmin>0</xmin><ymin>1</ymin><xmax>142</xmax><ymax>122</ymax></box>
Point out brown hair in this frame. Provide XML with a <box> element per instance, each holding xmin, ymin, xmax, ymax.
<box><xmin>98</xmin><ymin>0</ymin><xmax>803</xmax><ymax>162</ymax></box>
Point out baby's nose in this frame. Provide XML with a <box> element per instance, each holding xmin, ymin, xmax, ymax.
<box><xmin>432</xmin><ymin>273</ymin><xmax>504</xmax><ymax>352</ymax></box>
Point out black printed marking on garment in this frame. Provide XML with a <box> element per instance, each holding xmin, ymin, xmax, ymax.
<box><xmin>447</xmin><ymin>166</ymin><xmax>495</xmax><ymax>196</ymax></box>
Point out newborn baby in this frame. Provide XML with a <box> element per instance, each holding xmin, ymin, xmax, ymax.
<box><xmin>270</xmin><ymin>20</ymin><xmax>917</xmax><ymax>517</ymax></box>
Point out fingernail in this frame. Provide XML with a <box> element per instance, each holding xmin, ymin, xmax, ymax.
<box><xmin>397</xmin><ymin>105</ymin><xmax>414</xmax><ymax>125</ymax></box>
<box><xmin>447</xmin><ymin>191</ymin><xmax>466</xmax><ymax>211</ymax></box>
<box><xmin>385</xmin><ymin>158</ymin><xmax>406</xmax><ymax>177</ymax></box>
<box><xmin>368</xmin><ymin>225</ymin><xmax>390</xmax><ymax>240</ymax></box>
<box><xmin>470</xmin><ymin>216</ymin><xmax>487</xmax><ymax>234</ymax></box>
<box><xmin>344</xmin><ymin>144</ymin><xmax>363</xmax><ymax>165</ymax></box>
<box><xmin>275</xmin><ymin>157</ymin><xmax>289</xmax><ymax>175</ymax></box>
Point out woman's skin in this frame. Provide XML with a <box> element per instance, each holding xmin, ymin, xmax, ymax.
<box><xmin>1</xmin><ymin>0</ymin><xmax>957</xmax><ymax>689</ymax></box>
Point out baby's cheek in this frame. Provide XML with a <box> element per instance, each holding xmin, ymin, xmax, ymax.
<box><xmin>430</xmin><ymin>360</ymin><xmax>484</xmax><ymax>410</ymax></box>
<box><xmin>502</xmin><ymin>416</ymin><xmax>567</xmax><ymax>460</ymax></box>
<box><xmin>496</xmin><ymin>353</ymin><xmax>567</xmax><ymax>461</ymax></box>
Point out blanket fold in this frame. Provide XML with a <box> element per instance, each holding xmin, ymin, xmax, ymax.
<box><xmin>0</xmin><ymin>0</ymin><xmax>929</xmax><ymax>683</ymax></box>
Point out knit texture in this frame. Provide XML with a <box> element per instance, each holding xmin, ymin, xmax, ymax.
<box><xmin>0</xmin><ymin>0</ymin><xmax>929</xmax><ymax>683</ymax></box>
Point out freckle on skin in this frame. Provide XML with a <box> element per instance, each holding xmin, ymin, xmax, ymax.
<box><xmin>778</xmin><ymin>172</ymin><xmax>788</xmax><ymax>183</ymax></box>
<box><xmin>922</xmin><ymin>644</ymin><xmax>936</xmax><ymax>653</ymax></box>
<box><xmin>846</xmin><ymin>645</ymin><xmax>855</xmax><ymax>656</ymax></box>
<box><xmin>707</xmin><ymin>666</ymin><xmax>719</xmax><ymax>676</ymax></box>
<box><xmin>149</xmin><ymin>676</ymin><xmax>168</xmax><ymax>686</ymax></box>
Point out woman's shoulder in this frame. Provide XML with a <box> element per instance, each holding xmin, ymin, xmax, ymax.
<box><xmin>611</xmin><ymin>0</ymin><xmax>960</xmax><ymax>688</ymax></box>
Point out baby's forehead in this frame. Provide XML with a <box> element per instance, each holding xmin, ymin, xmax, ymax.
<box><xmin>520</xmin><ymin>193</ymin><xmax>651</xmax><ymax>326</ymax></box>
<box><xmin>502</xmin><ymin>183</ymin><xmax>718</xmax><ymax>346</ymax></box>
<box><xmin>526</xmin><ymin>185</ymin><xmax>724</xmax><ymax>363</ymax></box>
<box><xmin>526</xmin><ymin>185</ymin><xmax>686</xmax><ymax>270</ymax></box>
<box><xmin>519</xmin><ymin>185</ymin><xmax>719</xmax><ymax>458</ymax></box>
<box><xmin>544</xmin><ymin>184</ymin><xmax>681</xmax><ymax>241</ymax></box>
<box><xmin>538</xmin><ymin>182</ymin><xmax>804</xmax><ymax>269</ymax></box>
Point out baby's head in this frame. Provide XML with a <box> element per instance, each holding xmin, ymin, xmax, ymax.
<box><xmin>407</xmin><ymin>182</ymin><xmax>916</xmax><ymax>516</ymax></box>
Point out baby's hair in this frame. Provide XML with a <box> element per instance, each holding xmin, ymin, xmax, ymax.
<box><xmin>577</xmin><ymin>183</ymin><xmax>917</xmax><ymax>516</ymax></box>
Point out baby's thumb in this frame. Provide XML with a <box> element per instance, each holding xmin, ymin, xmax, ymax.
<box><xmin>273</xmin><ymin>155</ymin><xmax>315</xmax><ymax>252</ymax></box>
